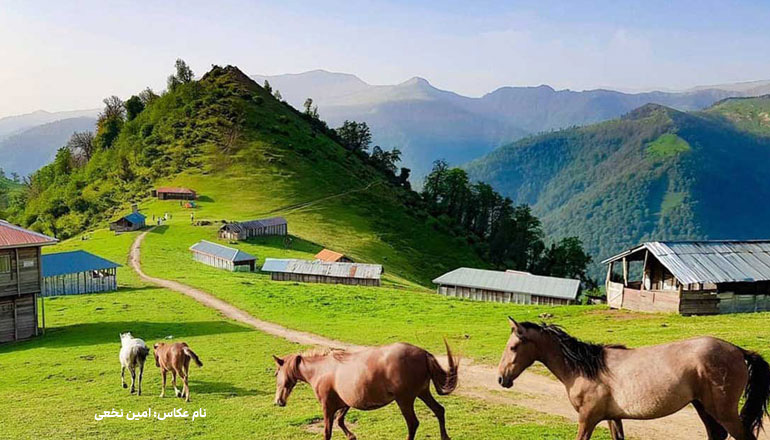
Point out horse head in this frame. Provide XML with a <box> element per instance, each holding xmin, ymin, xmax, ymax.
<box><xmin>272</xmin><ymin>354</ymin><xmax>301</xmax><ymax>407</ymax></box>
<box><xmin>497</xmin><ymin>317</ymin><xmax>539</xmax><ymax>388</ymax></box>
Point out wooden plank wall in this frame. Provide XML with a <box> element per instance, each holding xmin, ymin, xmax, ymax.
<box><xmin>437</xmin><ymin>285</ymin><xmax>573</xmax><ymax>305</ymax></box>
<box><xmin>620</xmin><ymin>288</ymin><xmax>680</xmax><ymax>313</ymax></box>
<box><xmin>270</xmin><ymin>272</ymin><xmax>380</xmax><ymax>287</ymax></box>
<box><xmin>0</xmin><ymin>295</ymin><xmax>36</xmax><ymax>343</ymax></box>
<box><xmin>42</xmin><ymin>269</ymin><xmax>118</xmax><ymax>297</ymax></box>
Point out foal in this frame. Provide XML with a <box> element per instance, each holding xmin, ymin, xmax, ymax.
<box><xmin>273</xmin><ymin>341</ymin><xmax>459</xmax><ymax>440</ymax></box>
<box><xmin>497</xmin><ymin>317</ymin><xmax>770</xmax><ymax>440</ymax></box>
<box><xmin>153</xmin><ymin>342</ymin><xmax>203</xmax><ymax>402</ymax></box>
<box><xmin>119</xmin><ymin>332</ymin><xmax>149</xmax><ymax>395</ymax></box>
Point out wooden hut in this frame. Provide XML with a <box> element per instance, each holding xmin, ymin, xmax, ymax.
<box><xmin>315</xmin><ymin>249</ymin><xmax>353</xmax><ymax>263</ymax></box>
<box><xmin>261</xmin><ymin>258</ymin><xmax>382</xmax><ymax>286</ymax></box>
<box><xmin>152</xmin><ymin>187</ymin><xmax>197</xmax><ymax>200</ymax></box>
<box><xmin>432</xmin><ymin>268</ymin><xmax>580</xmax><ymax>305</ymax></box>
<box><xmin>42</xmin><ymin>250</ymin><xmax>120</xmax><ymax>296</ymax></box>
<box><xmin>0</xmin><ymin>220</ymin><xmax>57</xmax><ymax>343</ymax></box>
<box><xmin>189</xmin><ymin>240</ymin><xmax>257</xmax><ymax>272</ymax></box>
<box><xmin>219</xmin><ymin>217</ymin><xmax>288</xmax><ymax>240</ymax></box>
<box><xmin>603</xmin><ymin>240</ymin><xmax>770</xmax><ymax>315</ymax></box>
<box><xmin>109</xmin><ymin>206</ymin><xmax>146</xmax><ymax>232</ymax></box>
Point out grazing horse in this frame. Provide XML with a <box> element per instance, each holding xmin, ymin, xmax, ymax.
<box><xmin>273</xmin><ymin>341</ymin><xmax>459</xmax><ymax>440</ymax></box>
<box><xmin>153</xmin><ymin>342</ymin><xmax>203</xmax><ymax>402</ymax></box>
<box><xmin>119</xmin><ymin>332</ymin><xmax>149</xmax><ymax>395</ymax></box>
<box><xmin>497</xmin><ymin>317</ymin><xmax>770</xmax><ymax>440</ymax></box>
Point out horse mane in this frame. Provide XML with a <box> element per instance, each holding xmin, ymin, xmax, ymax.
<box><xmin>521</xmin><ymin>322</ymin><xmax>626</xmax><ymax>379</ymax></box>
<box><xmin>299</xmin><ymin>347</ymin><xmax>350</xmax><ymax>362</ymax></box>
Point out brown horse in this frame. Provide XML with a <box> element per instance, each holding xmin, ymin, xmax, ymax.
<box><xmin>498</xmin><ymin>317</ymin><xmax>770</xmax><ymax>440</ymax></box>
<box><xmin>153</xmin><ymin>342</ymin><xmax>203</xmax><ymax>402</ymax></box>
<box><xmin>273</xmin><ymin>341</ymin><xmax>459</xmax><ymax>440</ymax></box>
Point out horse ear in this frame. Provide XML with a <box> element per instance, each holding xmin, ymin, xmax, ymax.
<box><xmin>508</xmin><ymin>316</ymin><xmax>519</xmax><ymax>330</ymax></box>
<box><xmin>272</xmin><ymin>355</ymin><xmax>284</xmax><ymax>367</ymax></box>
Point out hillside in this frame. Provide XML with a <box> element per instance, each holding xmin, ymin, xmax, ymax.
<box><xmin>9</xmin><ymin>65</ymin><xmax>486</xmax><ymax>285</ymax></box>
<box><xmin>0</xmin><ymin>108</ymin><xmax>98</xmax><ymax>140</ymax></box>
<box><xmin>465</xmin><ymin>98</ymin><xmax>770</xmax><ymax>279</ymax></box>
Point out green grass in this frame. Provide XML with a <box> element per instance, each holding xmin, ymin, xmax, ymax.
<box><xmin>660</xmin><ymin>191</ymin><xmax>686</xmax><ymax>216</ymax></box>
<box><xmin>646</xmin><ymin>133</ymin><xmax>691</xmax><ymax>159</ymax></box>
<box><xmin>708</xmin><ymin>96</ymin><xmax>770</xmax><ymax>136</ymax></box>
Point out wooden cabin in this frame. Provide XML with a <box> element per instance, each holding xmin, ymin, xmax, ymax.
<box><xmin>42</xmin><ymin>250</ymin><xmax>120</xmax><ymax>296</ymax></box>
<box><xmin>110</xmin><ymin>206</ymin><xmax>146</xmax><ymax>232</ymax></box>
<box><xmin>261</xmin><ymin>258</ymin><xmax>382</xmax><ymax>286</ymax></box>
<box><xmin>432</xmin><ymin>267</ymin><xmax>580</xmax><ymax>305</ymax></box>
<box><xmin>0</xmin><ymin>220</ymin><xmax>57</xmax><ymax>343</ymax></box>
<box><xmin>603</xmin><ymin>241</ymin><xmax>770</xmax><ymax>315</ymax></box>
<box><xmin>189</xmin><ymin>240</ymin><xmax>257</xmax><ymax>272</ymax></box>
<box><xmin>152</xmin><ymin>187</ymin><xmax>197</xmax><ymax>200</ymax></box>
<box><xmin>219</xmin><ymin>217</ymin><xmax>287</xmax><ymax>240</ymax></box>
<box><xmin>315</xmin><ymin>249</ymin><xmax>353</xmax><ymax>263</ymax></box>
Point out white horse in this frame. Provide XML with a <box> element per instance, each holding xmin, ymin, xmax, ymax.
<box><xmin>119</xmin><ymin>332</ymin><xmax>150</xmax><ymax>395</ymax></box>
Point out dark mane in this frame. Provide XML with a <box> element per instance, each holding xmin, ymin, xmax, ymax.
<box><xmin>521</xmin><ymin>322</ymin><xmax>626</xmax><ymax>379</ymax></box>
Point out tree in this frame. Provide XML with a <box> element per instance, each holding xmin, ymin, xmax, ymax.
<box><xmin>10</xmin><ymin>172</ymin><xmax>19</xmax><ymax>183</ymax></box>
<box><xmin>539</xmin><ymin>237</ymin><xmax>593</xmax><ymax>283</ymax></box>
<box><xmin>167</xmin><ymin>58</ymin><xmax>194</xmax><ymax>91</ymax></box>
<box><xmin>274</xmin><ymin>89</ymin><xmax>282</xmax><ymax>101</ymax></box>
<box><xmin>66</xmin><ymin>131</ymin><xmax>95</xmax><ymax>165</ymax></box>
<box><xmin>124</xmin><ymin>95</ymin><xmax>145</xmax><ymax>121</ymax></box>
<box><xmin>303</xmin><ymin>98</ymin><xmax>319</xmax><ymax>119</ymax></box>
<box><xmin>95</xmin><ymin>96</ymin><xmax>125</xmax><ymax>150</ymax></box>
<box><xmin>99</xmin><ymin>95</ymin><xmax>125</xmax><ymax>121</ymax></box>
<box><xmin>335</xmin><ymin>120</ymin><xmax>372</xmax><ymax>154</ymax></box>
<box><xmin>263</xmin><ymin>80</ymin><xmax>272</xmax><ymax>93</ymax></box>
<box><xmin>138</xmin><ymin>87</ymin><xmax>159</xmax><ymax>105</ymax></box>
<box><xmin>370</xmin><ymin>146</ymin><xmax>401</xmax><ymax>174</ymax></box>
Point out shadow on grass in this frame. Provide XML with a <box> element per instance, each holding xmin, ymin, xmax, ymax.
<box><xmin>197</xmin><ymin>195</ymin><xmax>214</xmax><ymax>203</ymax></box>
<box><xmin>243</xmin><ymin>235</ymin><xmax>323</xmax><ymax>254</ymax></box>
<box><xmin>149</xmin><ymin>225</ymin><xmax>169</xmax><ymax>235</ymax></box>
<box><xmin>192</xmin><ymin>380</ymin><xmax>266</xmax><ymax>397</ymax></box>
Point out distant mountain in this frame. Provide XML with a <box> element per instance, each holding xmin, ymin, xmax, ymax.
<box><xmin>251</xmin><ymin>71</ymin><xmax>770</xmax><ymax>180</ymax></box>
<box><xmin>464</xmin><ymin>97</ymin><xmax>770</xmax><ymax>279</ymax></box>
<box><xmin>0</xmin><ymin>108</ymin><xmax>98</xmax><ymax>140</ymax></box>
<box><xmin>0</xmin><ymin>117</ymin><xmax>97</xmax><ymax>176</ymax></box>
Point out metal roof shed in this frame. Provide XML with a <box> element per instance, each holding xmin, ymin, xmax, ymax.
<box><xmin>41</xmin><ymin>250</ymin><xmax>120</xmax><ymax>297</ymax></box>
<box><xmin>261</xmin><ymin>258</ymin><xmax>382</xmax><ymax>286</ymax></box>
<box><xmin>190</xmin><ymin>240</ymin><xmax>257</xmax><ymax>272</ymax></box>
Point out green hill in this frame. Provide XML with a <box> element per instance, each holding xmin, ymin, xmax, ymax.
<box><xmin>8</xmin><ymin>65</ymin><xmax>485</xmax><ymax>285</ymax></box>
<box><xmin>465</xmin><ymin>98</ymin><xmax>770</xmax><ymax>280</ymax></box>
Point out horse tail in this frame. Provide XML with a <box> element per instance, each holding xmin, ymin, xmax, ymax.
<box><xmin>183</xmin><ymin>347</ymin><xmax>203</xmax><ymax>367</ymax></box>
<box><xmin>741</xmin><ymin>349</ymin><xmax>770</xmax><ymax>435</ymax></box>
<box><xmin>137</xmin><ymin>346</ymin><xmax>150</xmax><ymax>364</ymax></box>
<box><xmin>427</xmin><ymin>338</ymin><xmax>459</xmax><ymax>396</ymax></box>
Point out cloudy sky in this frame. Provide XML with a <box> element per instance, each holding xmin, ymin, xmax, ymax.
<box><xmin>2</xmin><ymin>0</ymin><xmax>770</xmax><ymax>117</ymax></box>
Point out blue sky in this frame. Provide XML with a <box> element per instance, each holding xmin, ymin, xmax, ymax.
<box><xmin>2</xmin><ymin>0</ymin><xmax>770</xmax><ymax>117</ymax></box>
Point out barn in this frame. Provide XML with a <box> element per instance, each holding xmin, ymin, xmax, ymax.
<box><xmin>261</xmin><ymin>258</ymin><xmax>382</xmax><ymax>286</ymax></box>
<box><xmin>432</xmin><ymin>268</ymin><xmax>580</xmax><ymax>305</ymax></box>
<box><xmin>190</xmin><ymin>240</ymin><xmax>257</xmax><ymax>272</ymax></box>
<box><xmin>219</xmin><ymin>217</ymin><xmax>288</xmax><ymax>240</ymax></box>
<box><xmin>42</xmin><ymin>250</ymin><xmax>120</xmax><ymax>297</ymax></box>
<box><xmin>109</xmin><ymin>206</ymin><xmax>146</xmax><ymax>232</ymax></box>
<box><xmin>315</xmin><ymin>249</ymin><xmax>353</xmax><ymax>263</ymax></box>
<box><xmin>152</xmin><ymin>187</ymin><xmax>197</xmax><ymax>200</ymax></box>
<box><xmin>0</xmin><ymin>220</ymin><xmax>58</xmax><ymax>343</ymax></box>
<box><xmin>603</xmin><ymin>240</ymin><xmax>770</xmax><ymax>315</ymax></box>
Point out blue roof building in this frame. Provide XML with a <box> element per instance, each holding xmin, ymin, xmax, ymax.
<box><xmin>110</xmin><ymin>206</ymin><xmax>146</xmax><ymax>232</ymax></box>
<box><xmin>42</xmin><ymin>250</ymin><xmax>121</xmax><ymax>297</ymax></box>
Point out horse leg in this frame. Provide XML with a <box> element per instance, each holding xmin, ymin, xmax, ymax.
<box><xmin>172</xmin><ymin>370</ymin><xmax>181</xmax><ymax>397</ymax></box>
<box><xmin>607</xmin><ymin>420</ymin><xmax>624</xmax><ymax>440</ymax></box>
<box><xmin>396</xmin><ymin>397</ymin><xmax>420</xmax><ymax>440</ymax></box>
<box><xmin>692</xmin><ymin>401</ymin><xmax>728</xmax><ymax>440</ymax></box>
<box><xmin>322</xmin><ymin>402</ymin><xmax>339</xmax><ymax>440</ymax></box>
<box><xmin>183</xmin><ymin>373</ymin><xmax>190</xmax><ymax>402</ymax></box>
<box><xmin>137</xmin><ymin>361</ymin><xmax>144</xmax><ymax>396</ymax></box>
<box><xmin>129</xmin><ymin>366</ymin><xmax>136</xmax><ymax>394</ymax></box>
<box><xmin>160</xmin><ymin>369</ymin><xmax>167</xmax><ymax>398</ymax></box>
<box><xmin>418</xmin><ymin>389</ymin><xmax>450</xmax><ymax>440</ymax></box>
<box><xmin>121</xmin><ymin>366</ymin><xmax>127</xmax><ymax>389</ymax></box>
<box><xmin>335</xmin><ymin>407</ymin><xmax>356</xmax><ymax>440</ymax></box>
<box><xmin>575</xmin><ymin>418</ymin><xmax>598</xmax><ymax>440</ymax></box>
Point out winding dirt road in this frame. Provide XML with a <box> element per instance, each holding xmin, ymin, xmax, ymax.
<box><xmin>130</xmin><ymin>230</ymin><xmax>766</xmax><ymax>440</ymax></box>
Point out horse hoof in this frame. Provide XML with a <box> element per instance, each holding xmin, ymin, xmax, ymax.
<box><xmin>122</xmin><ymin>383</ymin><xmax>127</xmax><ymax>389</ymax></box>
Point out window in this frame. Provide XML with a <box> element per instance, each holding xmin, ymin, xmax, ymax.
<box><xmin>0</xmin><ymin>255</ymin><xmax>10</xmax><ymax>274</ymax></box>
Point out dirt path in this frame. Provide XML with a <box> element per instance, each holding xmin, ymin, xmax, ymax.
<box><xmin>130</xmin><ymin>230</ymin><xmax>765</xmax><ymax>440</ymax></box>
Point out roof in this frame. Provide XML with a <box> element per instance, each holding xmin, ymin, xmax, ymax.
<box><xmin>116</xmin><ymin>212</ymin><xmax>146</xmax><ymax>225</ymax></box>
<box><xmin>432</xmin><ymin>267</ymin><xmax>581</xmax><ymax>300</ymax></box>
<box><xmin>42</xmin><ymin>250</ymin><xmax>121</xmax><ymax>277</ymax></box>
<box><xmin>602</xmin><ymin>240</ymin><xmax>770</xmax><ymax>285</ymax></box>
<box><xmin>261</xmin><ymin>258</ymin><xmax>382</xmax><ymax>280</ymax></box>
<box><xmin>156</xmin><ymin>187</ymin><xmax>195</xmax><ymax>194</ymax></box>
<box><xmin>189</xmin><ymin>240</ymin><xmax>257</xmax><ymax>263</ymax></box>
<box><xmin>0</xmin><ymin>220</ymin><xmax>58</xmax><ymax>249</ymax></box>
<box><xmin>220</xmin><ymin>217</ymin><xmax>287</xmax><ymax>232</ymax></box>
<box><xmin>315</xmin><ymin>249</ymin><xmax>347</xmax><ymax>262</ymax></box>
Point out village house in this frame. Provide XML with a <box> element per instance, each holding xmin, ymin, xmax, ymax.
<box><xmin>261</xmin><ymin>258</ymin><xmax>382</xmax><ymax>286</ymax></box>
<box><xmin>603</xmin><ymin>240</ymin><xmax>770</xmax><ymax>315</ymax></box>
<box><xmin>152</xmin><ymin>187</ymin><xmax>197</xmax><ymax>200</ymax></box>
<box><xmin>314</xmin><ymin>249</ymin><xmax>353</xmax><ymax>263</ymax></box>
<box><xmin>109</xmin><ymin>205</ymin><xmax>146</xmax><ymax>232</ymax></box>
<box><xmin>0</xmin><ymin>220</ymin><xmax>58</xmax><ymax>343</ymax></box>
<box><xmin>42</xmin><ymin>250</ymin><xmax>120</xmax><ymax>297</ymax></box>
<box><xmin>432</xmin><ymin>268</ymin><xmax>580</xmax><ymax>305</ymax></box>
<box><xmin>219</xmin><ymin>217</ymin><xmax>288</xmax><ymax>240</ymax></box>
<box><xmin>190</xmin><ymin>240</ymin><xmax>257</xmax><ymax>272</ymax></box>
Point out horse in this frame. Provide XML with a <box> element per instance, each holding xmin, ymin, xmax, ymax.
<box><xmin>119</xmin><ymin>332</ymin><xmax>150</xmax><ymax>395</ymax></box>
<box><xmin>153</xmin><ymin>342</ymin><xmax>203</xmax><ymax>402</ymax></box>
<box><xmin>273</xmin><ymin>341</ymin><xmax>459</xmax><ymax>440</ymax></box>
<box><xmin>497</xmin><ymin>317</ymin><xmax>770</xmax><ymax>440</ymax></box>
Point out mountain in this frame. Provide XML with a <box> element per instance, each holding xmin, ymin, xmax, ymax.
<box><xmin>0</xmin><ymin>117</ymin><xmax>97</xmax><ymax>176</ymax></box>
<box><xmin>251</xmin><ymin>70</ymin><xmax>770</xmax><ymax>180</ymax></box>
<box><xmin>465</xmin><ymin>97</ymin><xmax>770</xmax><ymax>280</ymax></box>
<box><xmin>0</xmin><ymin>108</ymin><xmax>98</xmax><ymax>140</ymax></box>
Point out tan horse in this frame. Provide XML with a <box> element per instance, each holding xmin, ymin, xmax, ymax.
<box><xmin>498</xmin><ymin>318</ymin><xmax>770</xmax><ymax>440</ymax></box>
<box><xmin>153</xmin><ymin>342</ymin><xmax>203</xmax><ymax>402</ymax></box>
<box><xmin>273</xmin><ymin>341</ymin><xmax>459</xmax><ymax>440</ymax></box>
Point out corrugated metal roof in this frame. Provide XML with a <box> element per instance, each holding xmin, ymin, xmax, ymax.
<box><xmin>123</xmin><ymin>212</ymin><xmax>146</xmax><ymax>224</ymax></box>
<box><xmin>0</xmin><ymin>220</ymin><xmax>58</xmax><ymax>249</ymax></box>
<box><xmin>261</xmin><ymin>258</ymin><xmax>382</xmax><ymax>280</ymax></box>
<box><xmin>602</xmin><ymin>240</ymin><xmax>770</xmax><ymax>285</ymax></box>
<box><xmin>220</xmin><ymin>217</ymin><xmax>287</xmax><ymax>233</ymax></box>
<box><xmin>42</xmin><ymin>250</ymin><xmax>121</xmax><ymax>277</ymax></box>
<box><xmin>189</xmin><ymin>240</ymin><xmax>257</xmax><ymax>262</ymax></box>
<box><xmin>315</xmin><ymin>249</ymin><xmax>346</xmax><ymax>262</ymax></box>
<box><xmin>156</xmin><ymin>187</ymin><xmax>195</xmax><ymax>194</ymax></box>
<box><xmin>432</xmin><ymin>267</ymin><xmax>581</xmax><ymax>300</ymax></box>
